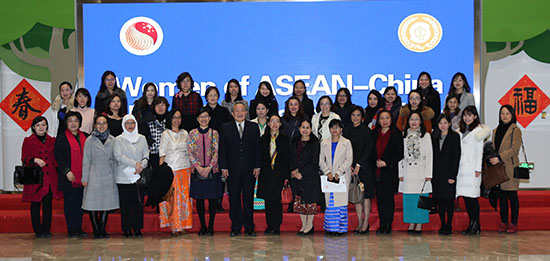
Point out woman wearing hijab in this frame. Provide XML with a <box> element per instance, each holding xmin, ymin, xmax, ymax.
<box><xmin>82</xmin><ymin>114</ymin><xmax>119</xmax><ymax>238</ymax></box>
<box><xmin>114</xmin><ymin>115</ymin><xmax>150</xmax><ymax>237</ymax></box>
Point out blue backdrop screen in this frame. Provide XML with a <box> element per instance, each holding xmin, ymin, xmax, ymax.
<box><xmin>83</xmin><ymin>0</ymin><xmax>474</xmax><ymax>113</ymax></box>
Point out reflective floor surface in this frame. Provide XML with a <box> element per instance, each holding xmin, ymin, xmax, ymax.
<box><xmin>1</xmin><ymin>231</ymin><xmax>550</xmax><ymax>260</ymax></box>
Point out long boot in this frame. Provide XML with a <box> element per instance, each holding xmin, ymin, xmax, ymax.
<box><xmin>88</xmin><ymin>211</ymin><xmax>101</xmax><ymax>239</ymax></box>
<box><xmin>100</xmin><ymin>211</ymin><xmax>110</xmax><ymax>238</ymax></box>
<box><xmin>465</xmin><ymin>220</ymin><xmax>481</xmax><ymax>235</ymax></box>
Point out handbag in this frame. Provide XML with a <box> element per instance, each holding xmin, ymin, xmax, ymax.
<box><xmin>14</xmin><ymin>165</ymin><xmax>43</xmax><ymax>185</ymax></box>
<box><xmin>137</xmin><ymin>166</ymin><xmax>153</xmax><ymax>187</ymax></box>
<box><xmin>348</xmin><ymin>174</ymin><xmax>364</xmax><ymax>204</ymax></box>
<box><xmin>512</xmin><ymin>131</ymin><xmax>530</xmax><ymax>179</ymax></box>
<box><xmin>281</xmin><ymin>181</ymin><xmax>293</xmax><ymax>204</ymax></box>
<box><xmin>417</xmin><ymin>180</ymin><xmax>436</xmax><ymax>213</ymax></box>
<box><xmin>482</xmin><ymin>161</ymin><xmax>509</xmax><ymax>188</ymax></box>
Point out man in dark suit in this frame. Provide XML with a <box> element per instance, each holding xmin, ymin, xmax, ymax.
<box><xmin>219</xmin><ymin>101</ymin><xmax>261</xmax><ymax>237</ymax></box>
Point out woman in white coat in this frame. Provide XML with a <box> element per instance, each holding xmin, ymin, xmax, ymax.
<box><xmin>312</xmin><ymin>96</ymin><xmax>341</xmax><ymax>142</ymax></box>
<box><xmin>399</xmin><ymin>112</ymin><xmax>432</xmax><ymax>234</ymax></box>
<box><xmin>319</xmin><ymin>119</ymin><xmax>353</xmax><ymax>236</ymax></box>
<box><xmin>456</xmin><ymin>106</ymin><xmax>490</xmax><ymax>235</ymax></box>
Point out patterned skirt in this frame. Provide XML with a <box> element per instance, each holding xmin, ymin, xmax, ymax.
<box><xmin>403</xmin><ymin>193</ymin><xmax>429</xmax><ymax>224</ymax></box>
<box><xmin>293</xmin><ymin>195</ymin><xmax>318</xmax><ymax>215</ymax></box>
<box><xmin>160</xmin><ymin>168</ymin><xmax>193</xmax><ymax>232</ymax></box>
<box><xmin>323</xmin><ymin>193</ymin><xmax>348</xmax><ymax>233</ymax></box>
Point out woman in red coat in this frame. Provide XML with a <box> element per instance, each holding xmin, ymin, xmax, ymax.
<box><xmin>21</xmin><ymin>116</ymin><xmax>63</xmax><ymax>238</ymax></box>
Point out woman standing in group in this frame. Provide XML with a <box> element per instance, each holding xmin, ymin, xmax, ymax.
<box><xmin>292</xmin><ymin>80</ymin><xmax>315</xmax><ymax>119</ymax></box>
<box><xmin>172</xmin><ymin>72</ymin><xmax>203</xmax><ymax>131</ymax></box>
<box><xmin>291</xmin><ymin>119</ymin><xmax>320</xmax><ymax>236</ymax></box>
<box><xmin>81</xmin><ymin>115</ymin><xmax>118</xmax><ymax>239</ymax></box>
<box><xmin>204</xmin><ymin>86</ymin><xmax>232</xmax><ymax>132</ymax></box>
<box><xmin>448</xmin><ymin>72</ymin><xmax>475</xmax><ymax>111</ymax></box>
<box><xmin>188</xmin><ymin>108</ymin><xmax>223</xmax><ymax>235</ymax></box>
<box><xmin>416</xmin><ymin>72</ymin><xmax>440</xmax><ymax>127</ymax></box>
<box><xmin>364</xmin><ymin>90</ymin><xmax>384</xmax><ymax>129</ymax></box>
<box><xmin>21</xmin><ymin>116</ymin><xmax>63</xmax><ymax>238</ymax></box>
<box><xmin>132</xmin><ymin>82</ymin><xmax>158</xmax><ymax>123</ymax></box>
<box><xmin>71</xmin><ymin>88</ymin><xmax>95</xmax><ymax>135</ymax></box>
<box><xmin>54</xmin><ymin>111</ymin><xmax>88</xmax><ymax>238</ymax></box>
<box><xmin>249</xmin><ymin>81</ymin><xmax>279</xmax><ymax>119</ymax></box>
<box><xmin>312</xmin><ymin>96</ymin><xmax>341</xmax><ymax>142</ymax></box>
<box><xmin>251</xmin><ymin>102</ymin><xmax>269</xmax><ymax>137</ymax></box>
<box><xmin>489</xmin><ymin>105</ymin><xmax>522</xmax><ymax>233</ymax></box>
<box><xmin>103</xmin><ymin>94</ymin><xmax>125</xmax><ymax>137</ymax></box>
<box><xmin>396</xmin><ymin>90</ymin><xmax>435</xmax><ymax>132</ymax></box>
<box><xmin>456</xmin><ymin>106</ymin><xmax>490</xmax><ymax>235</ymax></box>
<box><xmin>431</xmin><ymin>114</ymin><xmax>461</xmax><ymax>235</ymax></box>
<box><xmin>281</xmin><ymin>96</ymin><xmax>309</xmax><ymax>144</ymax></box>
<box><xmin>95</xmin><ymin>71</ymin><xmax>128</xmax><ymax>115</ymax></box>
<box><xmin>443</xmin><ymin>95</ymin><xmax>461</xmax><ymax>132</ymax></box>
<box><xmin>49</xmin><ymin>81</ymin><xmax>74</xmax><ymax>137</ymax></box>
<box><xmin>140</xmin><ymin>97</ymin><xmax>170</xmax><ymax>168</ymax></box>
<box><xmin>343</xmin><ymin>107</ymin><xmax>375</xmax><ymax>234</ymax></box>
<box><xmin>221</xmin><ymin>79</ymin><xmax>249</xmax><ymax>114</ymax></box>
<box><xmin>398</xmin><ymin>112</ymin><xmax>432</xmax><ymax>234</ymax></box>
<box><xmin>159</xmin><ymin>109</ymin><xmax>193</xmax><ymax>236</ymax></box>
<box><xmin>383</xmin><ymin>86</ymin><xmax>402</xmax><ymax>125</ymax></box>
<box><xmin>257</xmin><ymin>114</ymin><xmax>289</xmax><ymax>235</ymax></box>
<box><xmin>332</xmin><ymin>88</ymin><xmax>355</xmax><ymax>128</ymax></box>
<box><xmin>373</xmin><ymin>110</ymin><xmax>404</xmax><ymax>235</ymax></box>
<box><xmin>114</xmin><ymin>115</ymin><xmax>150</xmax><ymax>237</ymax></box>
<box><xmin>319</xmin><ymin>119</ymin><xmax>353</xmax><ymax>236</ymax></box>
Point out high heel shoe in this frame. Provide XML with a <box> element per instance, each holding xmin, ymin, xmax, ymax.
<box><xmin>303</xmin><ymin>226</ymin><xmax>314</xmax><ymax>236</ymax></box>
<box><xmin>464</xmin><ymin>220</ymin><xmax>481</xmax><ymax>235</ymax></box>
<box><xmin>359</xmin><ymin>226</ymin><xmax>369</xmax><ymax>234</ymax></box>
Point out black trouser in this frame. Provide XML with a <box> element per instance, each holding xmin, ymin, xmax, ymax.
<box><xmin>196</xmin><ymin>198</ymin><xmax>217</xmax><ymax>229</ymax></box>
<box><xmin>62</xmin><ymin>186</ymin><xmax>84</xmax><ymax>233</ymax></box>
<box><xmin>30</xmin><ymin>190</ymin><xmax>53</xmax><ymax>235</ymax></box>
<box><xmin>499</xmin><ymin>190</ymin><xmax>519</xmax><ymax>224</ymax></box>
<box><xmin>463</xmin><ymin>197</ymin><xmax>480</xmax><ymax>222</ymax></box>
<box><xmin>437</xmin><ymin>198</ymin><xmax>454</xmax><ymax>226</ymax></box>
<box><xmin>375</xmin><ymin>181</ymin><xmax>395</xmax><ymax>225</ymax></box>
<box><xmin>227</xmin><ymin>171</ymin><xmax>255</xmax><ymax>232</ymax></box>
<box><xmin>118</xmin><ymin>184</ymin><xmax>143</xmax><ymax>233</ymax></box>
<box><xmin>265</xmin><ymin>199</ymin><xmax>283</xmax><ymax>231</ymax></box>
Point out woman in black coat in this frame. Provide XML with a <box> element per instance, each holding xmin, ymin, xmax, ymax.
<box><xmin>249</xmin><ymin>81</ymin><xmax>279</xmax><ymax>119</ymax></box>
<box><xmin>431</xmin><ymin>114</ymin><xmax>461</xmax><ymax>235</ymax></box>
<box><xmin>292</xmin><ymin>80</ymin><xmax>315</xmax><ymax>119</ymax></box>
<box><xmin>373</xmin><ymin>110</ymin><xmax>404</xmax><ymax>235</ymax></box>
<box><xmin>54</xmin><ymin>111</ymin><xmax>89</xmax><ymax>238</ymax></box>
<box><xmin>290</xmin><ymin>119</ymin><xmax>320</xmax><ymax>235</ymax></box>
<box><xmin>416</xmin><ymin>72</ymin><xmax>441</xmax><ymax>128</ymax></box>
<box><xmin>343</xmin><ymin>106</ymin><xmax>375</xmax><ymax>234</ymax></box>
<box><xmin>257</xmin><ymin>114</ymin><xmax>290</xmax><ymax>235</ymax></box>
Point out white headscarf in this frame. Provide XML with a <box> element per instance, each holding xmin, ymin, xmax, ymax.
<box><xmin>121</xmin><ymin>114</ymin><xmax>140</xmax><ymax>143</ymax></box>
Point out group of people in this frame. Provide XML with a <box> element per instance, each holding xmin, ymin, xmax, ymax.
<box><xmin>21</xmin><ymin>71</ymin><xmax>523</xmax><ymax>239</ymax></box>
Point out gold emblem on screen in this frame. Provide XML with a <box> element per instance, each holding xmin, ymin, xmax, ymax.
<box><xmin>398</xmin><ymin>13</ymin><xmax>442</xmax><ymax>53</ymax></box>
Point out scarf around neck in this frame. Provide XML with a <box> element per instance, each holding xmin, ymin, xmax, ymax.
<box><xmin>65</xmin><ymin>129</ymin><xmax>86</xmax><ymax>187</ymax></box>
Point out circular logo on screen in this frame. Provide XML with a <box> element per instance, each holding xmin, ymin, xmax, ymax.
<box><xmin>120</xmin><ymin>17</ymin><xmax>163</xmax><ymax>56</ymax></box>
<box><xmin>398</xmin><ymin>13</ymin><xmax>442</xmax><ymax>53</ymax></box>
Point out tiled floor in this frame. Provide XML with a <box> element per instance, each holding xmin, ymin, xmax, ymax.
<box><xmin>1</xmin><ymin>231</ymin><xmax>550</xmax><ymax>260</ymax></box>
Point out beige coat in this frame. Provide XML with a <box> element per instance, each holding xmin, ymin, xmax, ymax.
<box><xmin>319</xmin><ymin>136</ymin><xmax>353</xmax><ymax>207</ymax></box>
<box><xmin>492</xmin><ymin>123</ymin><xmax>522</xmax><ymax>191</ymax></box>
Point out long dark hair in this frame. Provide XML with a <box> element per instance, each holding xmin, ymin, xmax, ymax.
<box><xmin>443</xmin><ymin>94</ymin><xmax>461</xmax><ymax>115</ymax></box>
<box><xmin>499</xmin><ymin>104</ymin><xmax>517</xmax><ymax>125</ymax></box>
<box><xmin>332</xmin><ymin>88</ymin><xmax>352</xmax><ymax>110</ymax></box>
<box><xmin>403</xmin><ymin>111</ymin><xmax>426</xmax><ymax>138</ymax></box>
<box><xmin>166</xmin><ymin>109</ymin><xmax>185</xmax><ymax>130</ymax></box>
<box><xmin>282</xmin><ymin>96</ymin><xmax>305</xmax><ymax>120</ymax></box>
<box><xmin>383</xmin><ymin>86</ymin><xmax>401</xmax><ymax>106</ymax></box>
<box><xmin>459</xmin><ymin>105</ymin><xmax>480</xmax><ymax>133</ymax></box>
<box><xmin>449</xmin><ymin>72</ymin><xmax>471</xmax><ymax>94</ymax></box>
<box><xmin>224</xmin><ymin>79</ymin><xmax>244</xmax><ymax>102</ymax></box>
<box><xmin>292</xmin><ymin>80</ymin><xmax>309</xmax><ymax>99</ymax></box>
<box><xmin>316</xmin><ymin>95</ymin><xmax>333</xmax><ymax>113</ymax></box>
<box><xmin>134</xmin><ymin>82</ymin><xmax>158</xmax><ymax>110</ymax></box>
<box><xmin>99</xmin><ymin>70</ymin><xmax>118</xmax><ymax>92</ymax></box>
<box><xmin>416</xmin><ymin>71</ymin><xmax>435</xmax><ymax>91</ymax></box>
<box><xmin>291</xmin><ymin>118</ymin><xmax>317</xmax><ymax>145</ymax></box>
<box><xmin>104</xmin><ymin>93</ymin><xmax>123</xmax><ymax>117</ymax></box>
<box><xmin>432</xmin><ymin>114</ymin><xmax>452</xmax><ymax>140</ymax></box>
<box><xmin>254</xmin><ymin>81</ymin><xmax>276</xmax><ymax>101</ymax></box>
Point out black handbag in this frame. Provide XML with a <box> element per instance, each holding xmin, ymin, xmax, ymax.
<box><xmin>193</xmin><ymin>129</ymin><xmax>214</xmax><ymax>181</ymax></box>
<box><xmin>14</xmin><ymin>165</ymin><xmax>43</xmax><ymax>185</ymax></box>
<box><xmin>417</xmin><ymin>180</ymin><xmax>437</xmax><ymax>214</ymax></box>
<box><xmin>511</xmin><ymin>128</ymin><xmax>530</xmax><ymax>179</ymax></box>
<box><xmin>137</xmin><ymin>166</ymin><xmax>153</xmax><ymax>187</ymax></box>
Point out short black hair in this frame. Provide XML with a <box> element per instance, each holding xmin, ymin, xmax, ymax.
<box><xmin>403</xmin><ymin>111</ymin><xmax>427</xmax><ymax>138</ymax></box>
<box><xmin>65</xmin><ymin>111</ymin><xmax>82</xmax><ymax>128</ymax></box>
<box><xmin>176</xmin><ymin>72</ymin><xmax>194</xmax><ymax>91</ymax></box>
<box><xmin>328</xmin><ymin>119</ymin><xmax>343</xmax><ymax>129</ymax></box>
<box><xmin>205</xmin><ymin>85</ymin><xmax>220</xmax><ymax>99</ymax></box>
<box><xmin>73</xmin><ymin>88</ymin><xmax>92</xmax><ymax>107</ymax></box>
<box><xmin>94</xmin><ymin>114</ymin><xmax>109</xmax><ymax>127</ymax></box>
<box><xmin>31</xmin><ymin>116</ymin><xmax>48</xmax><ymax>134</ymax></box>
<box><xmin>316</xmin><ymin>95</ymin><xmax>333</xmax><ymax>113</ymax></box>
<box><xmin>152</xmin><ymin>96</ymin><xmax>170</xmax><ymax>108</ymax></box>
<box><xmin>59</xmin><ymin>81</ymin><xmax>73</xmax><ymax>91</ymax></box>
<box><xmin>196</xmin><ymin>106</ymin><xmax>211</xmax><ymax>118</ymax></box>
<box><xmin>166</xmin><ymin>109</ymin><xmax>185</xmax><ymax>130</ymax></box>
<box><xmin>332</xmin><ymin>88</ymin><xmax>352</xmax><ymax>110</ymax></box>
<box><xmin>349</xmin><ymin>105</ymin><xmax>365</xmax><ymax>119</ymax></box>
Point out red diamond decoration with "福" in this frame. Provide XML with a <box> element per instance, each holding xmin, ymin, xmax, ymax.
<box><xmin>498</xmin><ymin>74</ymin><xmax>550</xmax><ymax>128</ymax></box>
<box><xmin>0</xmin><ymin>79</ymin><xmax>51</xmax><ymax>131</ymax></box>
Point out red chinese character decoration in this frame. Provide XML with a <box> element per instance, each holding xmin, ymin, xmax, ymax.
<box><xmin>0</xmin><ymin>79</ymin><xmax>51</xmax><ymax>131</ymax></box>
<box><xmin>499</xmin><ymin>75</ymin><xmax>550</xmax><ymax>128</ymax></box>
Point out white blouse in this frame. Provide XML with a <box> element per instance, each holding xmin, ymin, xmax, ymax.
<box><xmin>159</xmin><ymin>129</ymin><xmax>191</xmax><ymax>171</ymax></box>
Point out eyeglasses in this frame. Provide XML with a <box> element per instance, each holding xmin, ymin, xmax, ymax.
<box><xmin>409</xmin><ymin>97</ymin><xmax>421</xmax><ymax>101</ymax></box>
<box><xmin>320</xmin><ymin>102</ymin><xmax>331</xmax><ymax>106</ymax></box>
<box><xmin>105</xmin><ymin>78</ymin><xmax>116</xmax><ymax>82</ymax></box>
<box><xmin>96</xmin><ymin>122</ymin><xmax>108</xmax><ymax>126</ymax></box>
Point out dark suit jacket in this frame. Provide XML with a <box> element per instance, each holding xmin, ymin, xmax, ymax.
<box><xmin>289</xmin><ymin>135</ymin><xmax>321</xmax><ymax>204</ymax></box>
<box><xmin>301</xmin><ymin>97</ymin><xmax>315</xmax><ymax>120</ymax></box>
<box><xmin>257</xmin><ymin>133</ymin><xmax>290</xmax><ymax>201</ymax></box>
<box><xmin>431</xmin><ymin>131</ymin><xmax>461</xmax><ymax>199</ymax></box>
<box><xmin>218</xmin><ymin>121</ymin><xmax>261</xmax><ymax>174</ymax></box>
<box><xmin>374</xmin><ymin>128</ymin><xmax>404</xmax><ymax>194</ymax></box>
